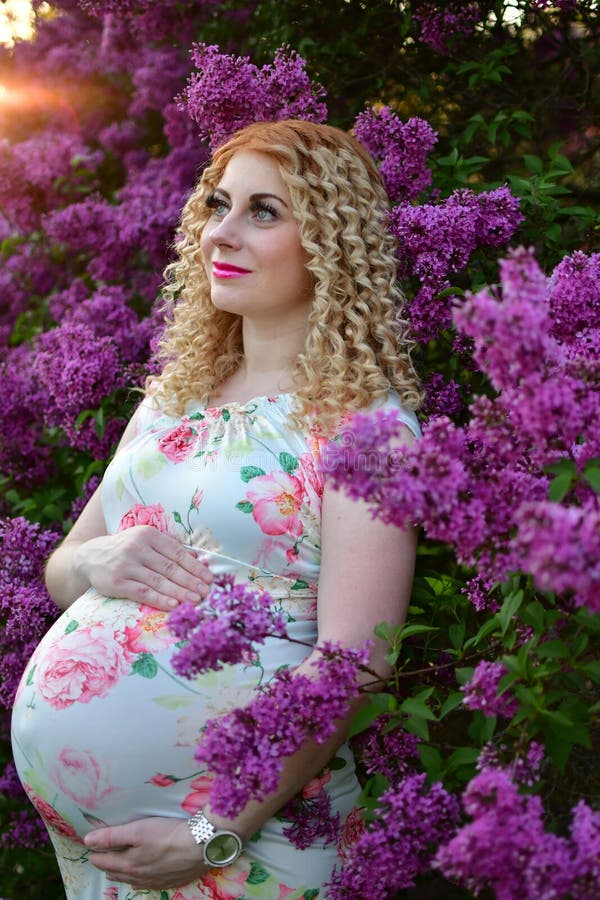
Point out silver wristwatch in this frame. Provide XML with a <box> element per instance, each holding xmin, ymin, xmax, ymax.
<box><xmin>187</xmin><ymin>809</ymin><xmax>243</xmax><ymax>867</ymax></box>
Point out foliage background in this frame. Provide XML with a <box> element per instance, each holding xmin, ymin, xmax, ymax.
<box><xmin>0</xmin><ymin>1</ymin><xmax>598</xmax><ymax>897</ymax></box>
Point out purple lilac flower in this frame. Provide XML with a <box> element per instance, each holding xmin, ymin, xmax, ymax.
<box><xmin>414</xmin><ymin>2</ymin><xmax>482</xmax><ymax>55</ymax></box>
<box><xmin>195</xmin><ymin>643</ymin><xmax>370</xmax><ymax>817</ymax></box>
<box><xmin>280</xmin><ymin>790</ymin><xmax>341</xmax><ymax>850</ymax></box>
<box><xmin>327</xmin><ymin>247</ymin><xmax>598</xmax><ymax>608</ymax></box>
<box><xmin>547</xmin><ymin>250</ymin><xmax>600</xmax><ymax>343</ymax></box>
<box><xmin>327</xmin><ymin>774</ymin><xmax>460</xmax><ymax>898</ymax></box>
<box><xmin>179</xmin><ymin>44</ymin><xmax>327</xmax><ymax>151</ymax></box>
<box><xmin>389</xmin><ymin>187</ymin><xmax>523</xmax><ymax>341</ymax></box>
<box><xmin>169</xmin><ymin>574</ymin><xmax>287</xmax><ymax>676</ymax></box>
<box><xmin>569</xmin><ymin>801</ymin><xmax>600</xmax><ymax>896</ymax></box>
<box><xmin>514</xmin><ymin>499</ymin><xmax>600</xmax><ymax>611</ymax></box>
<box><xmin>463</xmin><ymin>661</ymin><xmax>518</xmax><ymax>718</ymax></box>
<box><xmin>33</xmin><ymin>321</ymin><xmax>125</xmax><ymax>437</ymax></box>
<box><xmin>0</xmin><ymin>809</ymin><xmax>49</xmax><ymax>849</ymax></box>
<box><xmin>0</xmin><ymin>131</ymin><xmax>102</xmax><ymax>232</ymax></box>
<box><xmin>353</xmin><ymin>715</ymin><xmax>420</xmax><ymax>781</ymax></box>
<box><xmin>0</xmin><ymin>346</ymin><xmax>53</xmax><ymax>488</ymax></box>
<box><xmin>423</xmin><ymin>373</ymin><xmax>465</xmax><ymax>419</ymax></box>
<box><xmin>477</xmin><ymin>741</ymin><xmax>545</xmax><ymax>787</ymax></box>
<box><xmin>434</xmin><ymin>767</ymin><xmax>598</xmax><ymax>899</ymax></box>
<box><xmin>0</xmin><ymin>516</ymin><xmax>59</xmax><ymax>709</ymax></box>
<box><xmin>353</xmin><ymin>106</ymin><xmax>438</xmax><ymax>202</ymax></box>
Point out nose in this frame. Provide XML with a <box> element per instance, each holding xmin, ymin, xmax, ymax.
<box><xmin>207</xmin><ymin>212</ymin><xmax>242</xmax><ymax>250</ymax></box>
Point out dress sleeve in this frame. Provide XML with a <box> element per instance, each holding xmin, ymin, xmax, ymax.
<box><xmin>370</xmin><ymin>391</ymin><xmax>422</xmax><ymax>439</ymax></box>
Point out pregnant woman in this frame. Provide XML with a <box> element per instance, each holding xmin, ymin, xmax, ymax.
<box><xmin>11</xmin><ymin>119</ymin><xmax>421</xmax><ymax>899</ymax></box>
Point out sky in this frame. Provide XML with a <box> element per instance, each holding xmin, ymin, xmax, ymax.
<box><xmin>0</xmin><ymin>0</ymin><xmax>35</xmax><ymax>47</ymax></box>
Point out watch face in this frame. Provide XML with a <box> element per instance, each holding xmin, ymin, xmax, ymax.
<box><xmin>204</xmin><ymin>831</ymin><xmax>242</xmax><ymax>867</ymax></box>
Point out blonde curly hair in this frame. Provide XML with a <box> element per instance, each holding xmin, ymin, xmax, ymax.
<box><xmin>151</xmin><ymin>119</ymin><xmax>422</xmax><ymax>434</ymax></box>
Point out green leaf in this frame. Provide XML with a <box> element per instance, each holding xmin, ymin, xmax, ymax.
<box><xmin>236</xmin><ymin>500</ymin><xmax>254</xmax><ymax>513</ymax></box>
<box><xmin>278</xmin><ymin>451</ymin><xmax>299</xmax><ymax>473</ymax></box>
<box><xmin>221</xmin><ymin>408</ymin><xmax>231</xmax><ymax>422</ymax></box>
<box><xmin>536</xmin><ymin>640</ymin><xmax>569</xmax><ymax>659</ymax></box>
<box><xmin>247</xmin><ymin>861</ymin><xmax>270</xmax><ymax>884</ymax></box>
<box><xmin>374</xmin><ymin>622</ymin><xmax>390</xmax><ymax>641</ymax></box>
<box><xmin>398</xmin><ymin>623</ymin><xmax>438</xmax><ymax>640</ymax></box>
<box><xmin>548</xmin><ymin>470</ymin><xmax>574</xmax><ymax>501</ymax></box>
<box><xmin>440</xmin><ymin>691</ymin><xmax>464</xmax><ymax>718</ymax></box>
<box><xmin>580</xmin><ymin>660</ymin><xmax>600</xmax><ymax>683</ymax></box>
<box><xmin>172</xmin><ymin>510</ymin><xmax>182</xmax><ymax>524</ymax></box>
<box><xmin>64</xmin><ymin>619</ymin><xmax>79</xmax><ymax>634</ymax></box>
<box><xmin>446</xmin><ymin>746</ymin><xmax>479</xmax><ymax>774</ymax></box>
<box><xmin>131</xmin><ymin>653</ymin><xmax>158</xmax><ymax>679</ymax></box>
<box><xmin>449</xmin><ymin>622</ymin><xmax>465</xmax><ymax>650</ymax></box>
<box><xmin>240</xmin><ymin>466</ymin><xmax>266</xmax><ymax>483</ymax></box>
<box><xmin>523</xmin><ymin>154</ymin><xmax>543</xmax><ymax>174</ymax></box>
<box><xmin>291</xmin><ymin>579</ymin><xmax>309</xmax><ymax>590</ymax></box>
<box><xmin>455</xmin><ymin>666</ymin><xmax>475</xmax><ymax>686</ymax></box>
<box><xmin>583</xmin><ymin>459</ymin><xmax>600</xmax><ymax>494</ymax></box>
<box><xmin>26</xmin><ymin>664</ymin><xmax>36</xmax><ymax>686</ymax></box>
<box><xmin>347</xmin><ymin>694</ymin><xmax>396</xmax><ymax>737</ymax></box>
<box><xmin>419</xmin><ymin>744</ymin><xmax>443</xmax><ymax>778</ymax></box>
<box><xmin>498</xmin><ymin>589</ymin><xmax>523</xmax><ymax>635</ymax></box>
<box><xmin>400</xmin><ymin>696</ymin><xmax>436</xmax><ymax>721</ymax></box>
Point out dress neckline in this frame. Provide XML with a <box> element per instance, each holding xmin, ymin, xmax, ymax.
<box><xmin>199</xmin><ymin>392</ymin><xmax>292</xmax><ymax>413</ymax></box>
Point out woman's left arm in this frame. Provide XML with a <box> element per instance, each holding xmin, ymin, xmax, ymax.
<box><xmin>85</xmin><ymin>428</ymin><xmax>418</xmax><ymax>889</ymax></box>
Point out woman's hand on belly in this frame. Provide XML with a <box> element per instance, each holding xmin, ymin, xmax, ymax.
<box><xmin>75</xmin><ymin>526</ymin><xmax>214</xmax><ymax>611</ymax></box>
<box><xmin>84</xmin><ymin>816</ymin><xmax>211</xmax><ymax>889</ymax></box>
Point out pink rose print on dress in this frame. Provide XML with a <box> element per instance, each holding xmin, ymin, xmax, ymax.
<box><xmin>301</xmin><ymin>769</ymin><xmax>332</xmax><ymax>800</ymax></box>
<box><xmin>51</xmin><ymin>749</ymin><xmax>114</xmax><ymax>809</ymax></box>
<box><xmin>174</xmin><ymin>862</ymin><xmax>293</xmax><ymax>900</ymax></box>
<box><xmin>103</xmin><ymin>888</ymin><xmax>119</xmax><ymax>899</ymax></box>
<box><xmin>157</xmin><ymin>416</ymin><xmax>203</xmax><ymax>463</ymax></box>
<box><xmin>337</xmin><ymin>806</ymin><xmax>366</xmax><ymax>860</ymax></box>
<box><xmin>123</xmin><ymin>609</ymin><xmax>177</xmax><ymax>653</ymax></box>
<box><xmin>149</xmin><ymin>773</ymin><xmax>176</xmax><ymax>787</ymax></box>
<box><xmin>245</xmin><ymin>471</ymin><xmax>304</xmax><ymax>537</ymax></box>
<box><xmin>118</xmin><ymin>502</ymin><xmax>171</xmax><ymax>532</ymax></box>
<box><xmin>22</xmin><ymin>784</ymin><xmax>82</xmax><ymax>842</ymax></box>
<box><xmin>181</xmin><ymin>774</ymin><xmax>212</xmax><ymax>815</ymax></box>
<box><xmin>37</xmin><ymin>624</ymin><xmax>132</xmax><ymax>709</ymax></box>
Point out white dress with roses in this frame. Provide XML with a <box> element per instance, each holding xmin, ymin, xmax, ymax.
<box><xmin>11</xmin><ymin>392</ymin><xmax>420</xmax><ymax>900</ymax></box>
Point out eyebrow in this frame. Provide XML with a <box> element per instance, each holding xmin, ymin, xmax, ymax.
<box><xmin>212</xmin><ymin>188</ymin><xmax>289</xmax><ymax>209</ymax></box>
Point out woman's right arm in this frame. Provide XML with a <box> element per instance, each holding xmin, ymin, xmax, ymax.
<box><xmin>45</xmin><ymin>403</ymin><xmax>214</xmax><ymax>612</ymax></box>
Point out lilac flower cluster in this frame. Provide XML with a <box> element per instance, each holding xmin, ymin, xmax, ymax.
<box><xmin>179</xmin><ymin>44</ymin><xmax>328</xmax><ymax>151</ymax></box>
<box><xmin>194</xmin><ymin>642</ymin><xmax>370</xmax><ymax>817</ymax></box>
<box><xmin>169</xmin><ymin>574</ymin><xmax>286</xmax><ymax>676</ymax></box>
<box><xmin>462</xmin><ymin>661</ymin><xmax>518</xmax><ymax>718</ymax></box>
<box><xmin>0</xmin><ymin>131</ymin><xmax>102</xmax><ymax>233</ymax></box>
<box><xmin>353</xmin><ymin>715</ymin><xmax>421</xmax><ymax>782</ymax></box>
<box><xmin>353</xmin><ymin>106</ymin><xmax>438</xmax><ymax>202</ymax></box>
<box><xmin>514</xmin><ymin>500</ymin><xmax>600</xmax><ymax>609</ymax></box>
<box><xmin>389</xmin><ymin>187</ymin><xmax>524</xmax><ymax>340</ymax></box>
<box><xmin>33</xmin><ymin>322</ymin><xmax>125</xmax><ymax>452</ymax></box>
<box><xmin>0</xmin><ymin>516</ymin><xmax>59</xmax><ymax>710</ymax></box>
<box><xmin>0</xmin><ymin>346</ymin><xmax>53</xmax><ymax>487</ymax></box>
<box><xmin>326</xmin><ymin>247</ymin><xmax>599</xmax><ymax>609</ymax></box>
<box><xmin>280</xmin><ymin>790</ymin><xmax>341</xmax><ymax>850</ymax></box>
<box><xmin>423</xmin><ymin>373</ymin><xmax>465</xmax><ymax>419</ymax></box>
<box><xmin>327</xmin><ymin>774</ymin><xmax>460</xmax><ymax>898</ymax></box>
<box><xmin>413</xmin><ymin>2</ymin><xmax>482</xmax><ymax>55</ymax></box>
<box><xmin>477</xmin><ymin>741</ymin><xmax>545</xmax><ymax>787</ymax></box>
<box><xmin>434</xmin><ymin>767</ymin><xmax>600</xmax><ymax>899</ymax></box>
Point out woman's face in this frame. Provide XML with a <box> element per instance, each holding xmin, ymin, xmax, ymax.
<box><xmin>200</xmin><ymin>151</ymin><xmax>314</xmax><ymax>324</ymax></box>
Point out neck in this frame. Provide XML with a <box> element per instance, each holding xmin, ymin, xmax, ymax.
<box><xmin>238</xmin><ymin>316</ymin><xmax>307</xmax><ymax>386</ymax></box>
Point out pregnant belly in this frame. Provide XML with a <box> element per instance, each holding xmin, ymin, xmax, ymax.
<box><xmin>10</xmin><ymin>588</ymin><xmax>279</xmax><ymax>840</ymax></box>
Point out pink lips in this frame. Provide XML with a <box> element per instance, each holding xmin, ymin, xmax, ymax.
<box><xmin>212</xmin><ymin>262</ymin><xmax>251</xmax><ymax>279</ymax></box>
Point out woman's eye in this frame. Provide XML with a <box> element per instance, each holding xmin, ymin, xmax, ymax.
<box><xmin>206</xmin><ymin>195</ymin><xmax>229</xmax><ymax>216</ymax></box>
<box><xmin>251</xmin><ymin>202</ymin><xmax>278</xmax><ymax>222</ymax></box>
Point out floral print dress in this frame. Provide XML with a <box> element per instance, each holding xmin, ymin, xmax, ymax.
<box><xmin>11</xmin><ymin>392</ymin><xmax>420</xmax><ymax>900</ymax></box>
